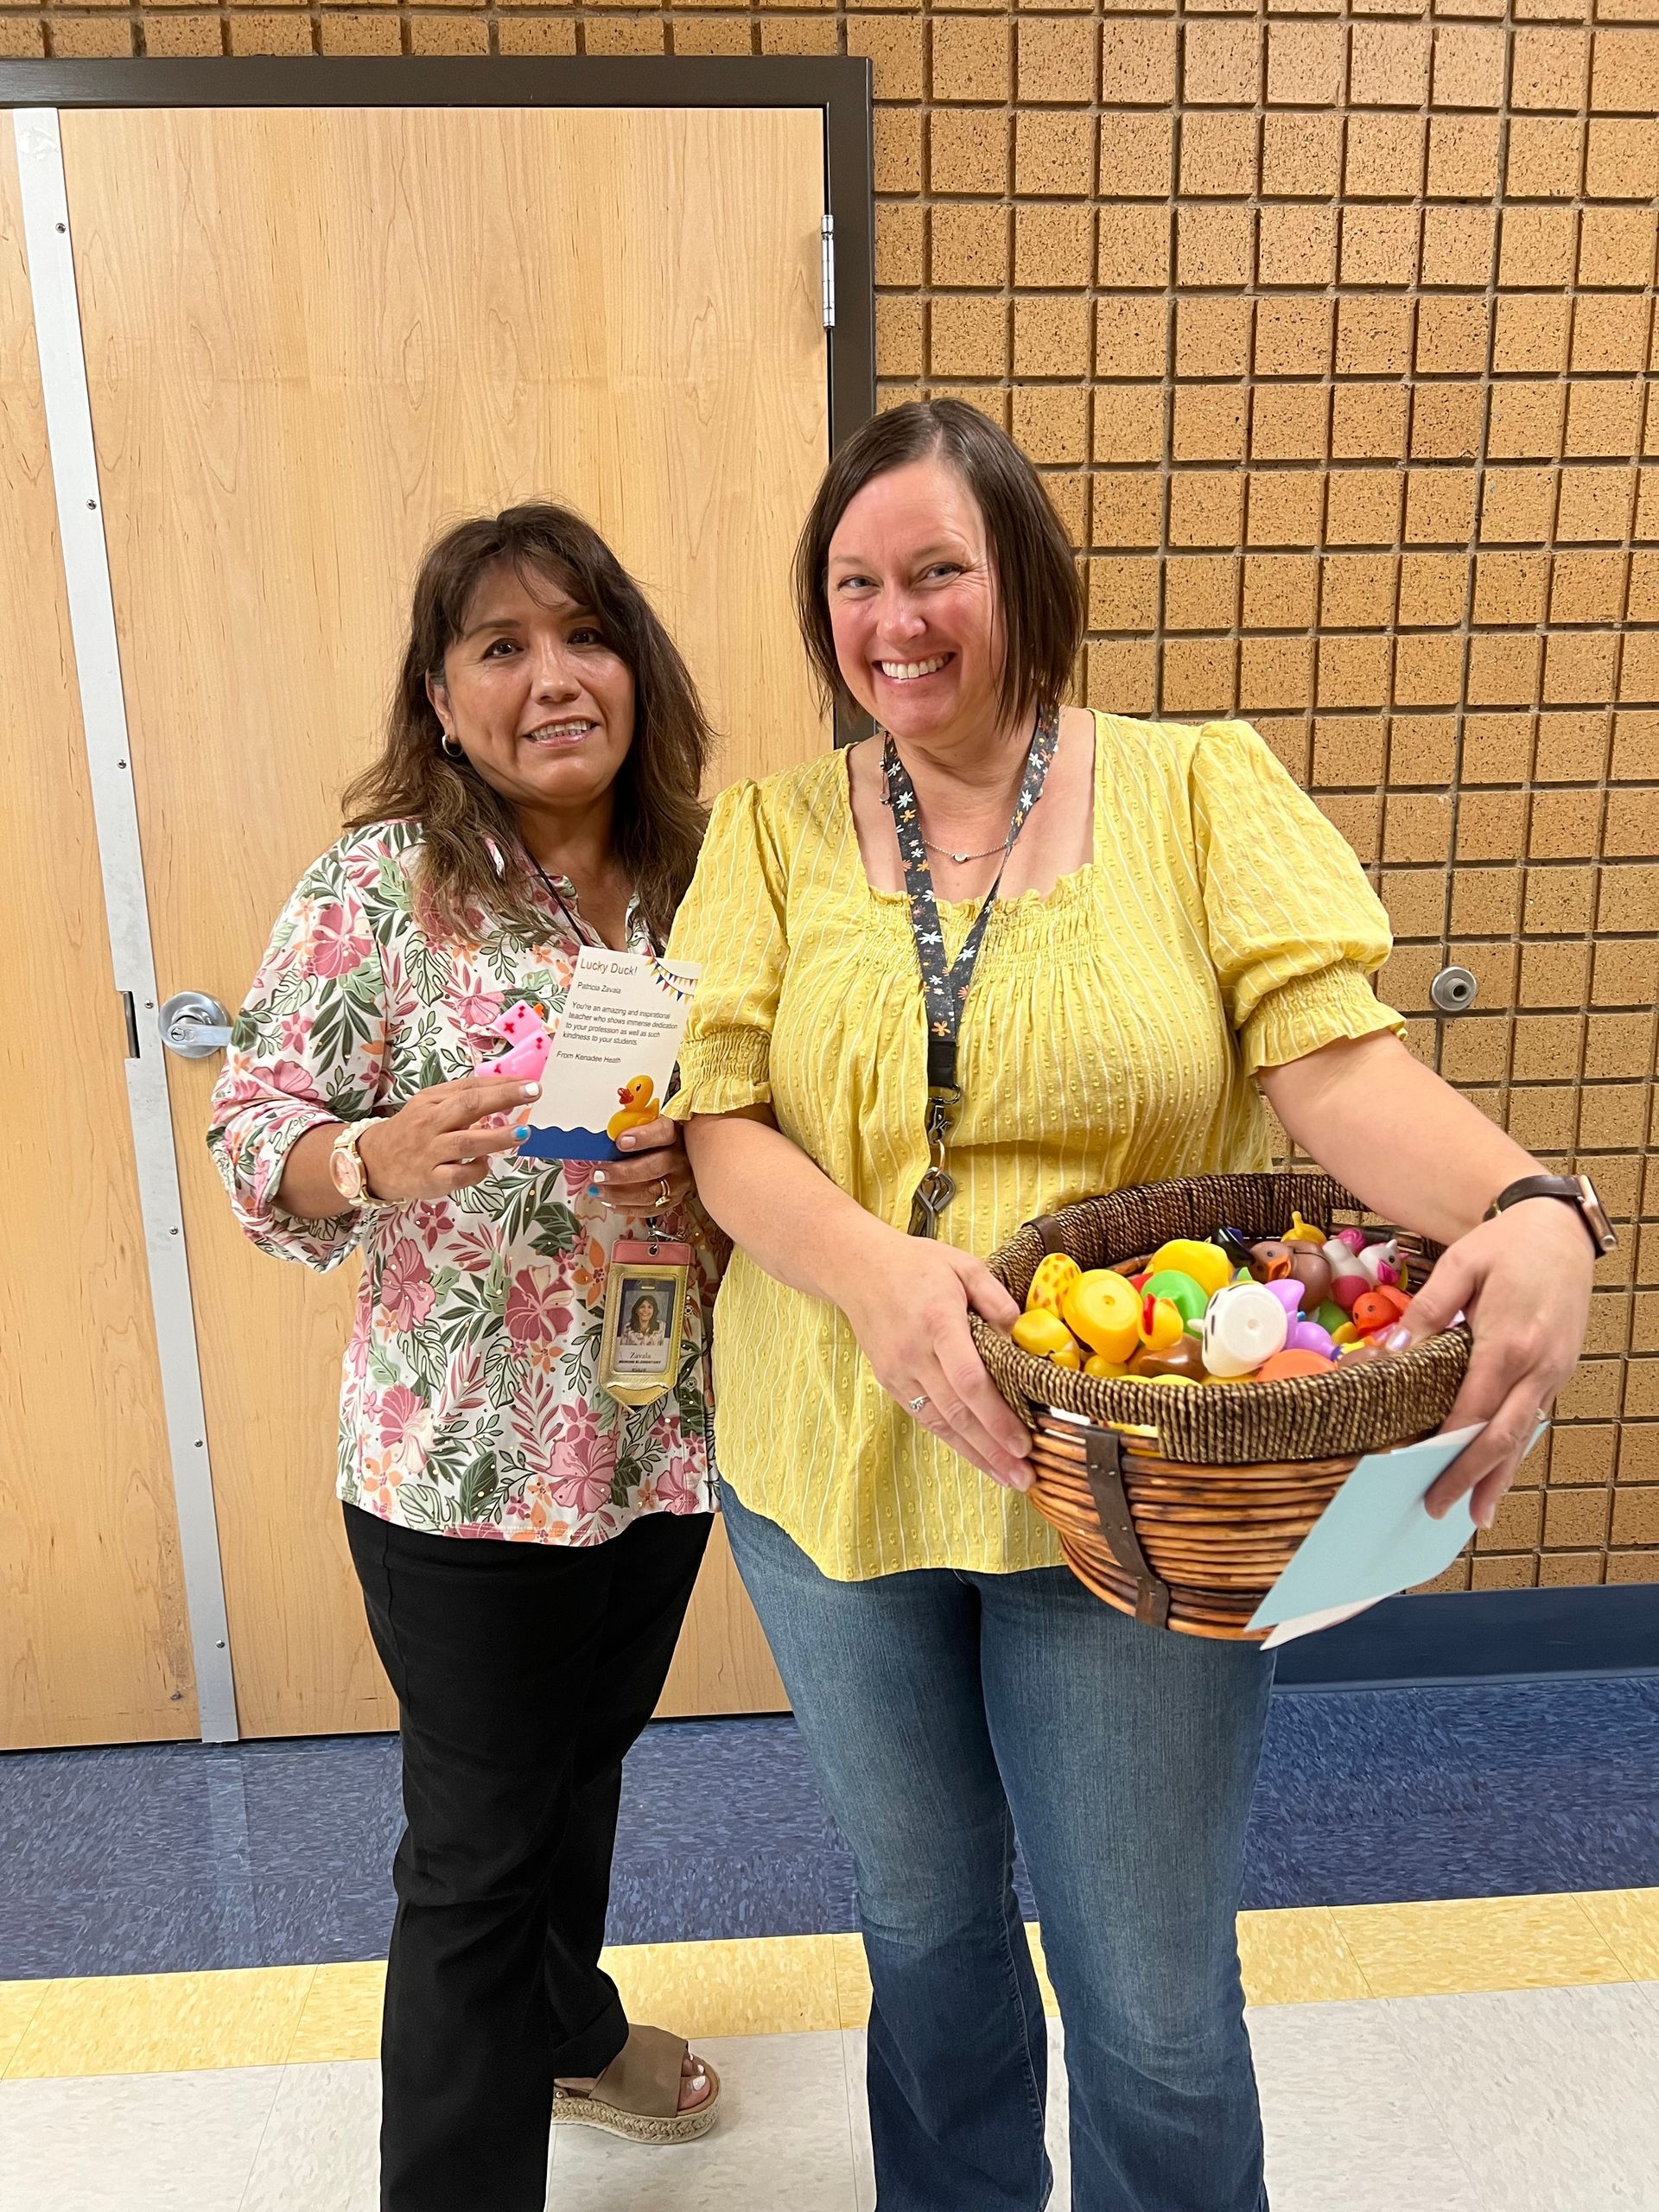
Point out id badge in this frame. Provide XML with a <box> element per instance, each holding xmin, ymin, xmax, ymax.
<box><xmin>599</xmin><ymin>1235</ymin><xmax>691</xmax><ymax>1408</ymax></box>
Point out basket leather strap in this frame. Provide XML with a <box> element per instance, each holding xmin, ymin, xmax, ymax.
<box><xmin>1082</xmin><ymin>1429</ymin><xmax>1170</xmax><ymax>1630</ymax></box>
<box><xmin>1033</xmin><ymin>1214</ymin><xmax>1068</xmax><ymax>1256</ymax></box>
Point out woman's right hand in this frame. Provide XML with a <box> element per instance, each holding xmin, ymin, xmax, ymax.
<box><xmin>838</xmin><ymin>1233</ymin><xmax>1033</xmax><ymax>1491</ymax></box>
<box><xmin>355</xmin><ymin>1077</ymin><xmax>543</xmax><ymax>1202</ymax></box>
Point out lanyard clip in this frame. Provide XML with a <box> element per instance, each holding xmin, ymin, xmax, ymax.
<box><xmin>909</xmin><ymin>1087</ymin><xmax>961</xmax><ymax>1236</ymax></box>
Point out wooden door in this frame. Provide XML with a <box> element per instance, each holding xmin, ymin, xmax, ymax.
<box><xmin>60</xmin><ymin>103</ymin><xmax>824</xmax><ymax>1736</ymax></box>
<box><xmin>0</xmin><ymin>132</ymin><xmax>197</xmax><ymax>1748</ymax></box>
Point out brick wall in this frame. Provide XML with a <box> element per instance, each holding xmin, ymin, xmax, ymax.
<box><xmin>7</xmin><ymin>1</ymin><xmax>1656</xmax><ymax>1592</ymax></box>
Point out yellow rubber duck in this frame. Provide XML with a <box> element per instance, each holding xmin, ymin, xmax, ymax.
<box><xmin>1282</xmin><ymin>1211</ymin><xmax>1328</xmax><ymax>1248</ymax></box>
<box><xmin>1137</xmin><ymin>1294</ymin><xmax>1187</xmax><ymax>1355</ymax></box>
<box><xmin>607</xmin><ymin>1075</ymin><xmax>659</xmax><ymax>1142</ymax></box>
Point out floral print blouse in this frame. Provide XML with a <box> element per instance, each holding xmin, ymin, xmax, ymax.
<box><xmin>207</xmin><ymin>819</ymin><xmax>718</xmax><ymax>1546</ymax></box>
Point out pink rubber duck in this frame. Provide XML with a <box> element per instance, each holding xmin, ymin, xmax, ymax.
<box><xmin>477</xmin><ymin>1001</ymin><xmax>552</xmax><ymax>1084</ymax></box>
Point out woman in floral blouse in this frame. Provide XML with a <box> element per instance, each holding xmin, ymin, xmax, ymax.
<box><xmin>209</xmin><ymin>505</ymin><xmax>724</xmax><ymax>2210</ymax></box>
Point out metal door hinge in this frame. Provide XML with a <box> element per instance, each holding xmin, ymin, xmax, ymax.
<box><xmin>821</xmin><ymin>215</ymin><xmax>836</xmax><ymax>331</ymax></box>
<box><xmin>120</xmin><ymin>988</ymin><xmax>141</xmax><ymax>1058</ymax></box>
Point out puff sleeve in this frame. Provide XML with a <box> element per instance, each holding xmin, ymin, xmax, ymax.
<box><xmin>664</xmin><ymin>778</ymin><xmax>790</xmax><ymax>1119</ymax></box>
<box><xmin>1188</xmin><ymin>719</ymin><xmax>1405</xmax><ymax>1077</ymax></box>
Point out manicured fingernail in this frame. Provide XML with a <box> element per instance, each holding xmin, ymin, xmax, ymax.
<box><xmin>1384</xmin><ymin>1326</ymin><xmax>1412</xmax><ymax>1352</ymax></box>
<box><xmin>521</xmin><ymin>1083</ymin><xmax>540</xmax><ymax>1100</ymax></box>
<box><xmin>1478</xmin><ymin>1503</ymin><xmax>1497</xmax><ymax>1529</ymax></box>
<box><xmin>618</xmin><ymin>1134</ymin><xmax>636</xmax><ymax>1149</ymax></box>
<box><xmin>592</xmin><ymin>1170</ymin><xmax>606</xmax><ymax>1184</ymax></box>
<box><xmin>512</xmin><ymin>1125</ymin><xmax>530</xmax><ymax>1140</ymax></box>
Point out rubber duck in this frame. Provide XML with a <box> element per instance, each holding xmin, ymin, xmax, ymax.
<box><xmin>1012</xmin><ymin>1311</ymin><xmax>1082</xmax><ymax>1368</ymax></box>
<box><xmin>1214</xmin><ymin>1224</ymin><xmax>1257</xmax><ymax>1273</ymax></box>
<box><xmin>1128</xmin><ymin>1335</ymin><xmax>1207</xmax><ymax>1382</ymax></box>
<box><xmin>1138</xmin><ymin>1295</ymin><xmax>1188</xmax><ymax>1354</ymax></box>
<box><xmin>1321</xmin><ymin>1240</ymin><xmax>1372</xmax><ymax>1313</ymax></box>
<box><xmin>478</xmin><ymin>999</ymin><xmax>552</xmax><ymax>1084</ymax></box>
<box><xmin>1146</xmin><ymin>1239</ymin><xmax>1233</xmax><ymax>1299</ymax></box>
<box><xmin>1255</xmin><ymin>1241</ymin><xmax>1334</xmax><ymax>1307</ymax></box>
<box><xmin>1063</xmin><ymin>1270</ymin><xmax>1143</xmax><ymax>1363</ymax></box>
<box><xmin>1026</xmin><ymin>1253</ymin><xmax>1083</xmax><ymax>1318</ymax></box>
<box><xmin>1331</xmin><ymin>1227</ymin><xmax>1369</xmax><ymax>1255</ymax></box>
<box><xmin>1201</xmin><ymin>1282</ymin><xmax>1290</xmax><ymax>1378</ymax></box>
<box><xmin>607</xmin><ymin>1075</ymin><xmax>660</xmax><ymax>1143</ymax></box>
<box><xmin>1141</xmin><ymin>1269</ymin><xmax>1209</xmax><ymax>1327</ymax></box>
<box><xmin>1285</xmin><ymin>1319</ymin><xmax>1337</xmax><ymax>1358</ymax></box>
<box><xmin>1255</xmin><ymin>1347</ymin><xmax>1336</xmax><ymax>1382</ymax></box>
<box><xmin>1353</xmin><ymin>1236</ymin><xmax>1402</xmax><ymax>1288</ymax></box>
<box><xmin>1249</xmin><ymin>1239</ymin><xmax>1296</xmax><ymax>1283</ymax></box>
<box><xmin>1316</xmin><ymin>1299</ymin><xmax>1349</xmax><ymax>1337</ymax></box>
<box><xmin>1352</xmin><ymin>1288</ymin><xmax>1411</xmax><ymax>1339</ymax></box>
<box><xmin>1262</xmin><ymin>1279</ymin><xmax>1305</xmax><ymax>1321</ymax></box>
<box><xmin>1084</xmin><ymin>1354</ymin><xmax>1131</xmax><ymax>1381</ymax></box>
<box><xmin>1282</xmin><ymin>1211</ymin><xmax>1328</xmax><ymax>1248</ymax></box>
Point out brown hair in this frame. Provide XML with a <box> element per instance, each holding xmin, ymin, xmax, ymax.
<box><xmin>343</xmin><ymin>504</ymin><xmax>711</xmax><ymax>949</ymax></box>
<box><xmin>792</xmin><ymin>399</ymin><xmax>1085</xmax><ymax>730</ymax></box>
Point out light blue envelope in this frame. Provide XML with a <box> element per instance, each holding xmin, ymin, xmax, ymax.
<box><xmin>1248</xmin><ymin>1420</ymin><xmax>1548</xmax><ymax>1635</ymax></box>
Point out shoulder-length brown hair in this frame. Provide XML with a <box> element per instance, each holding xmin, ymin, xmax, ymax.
<box><xmin>344</xmin><ymin>505</ymin><xmax>711</xmax><ymax>949</ymax></box>
<box><xmin>792</xmin><ymin>398</ymin><xmax>1085</xmax><ymax>731</ymax></box>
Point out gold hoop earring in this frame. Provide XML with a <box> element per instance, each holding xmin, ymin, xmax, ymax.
<box><xmin>440</xmin><ymin>734</ymin><xmax>464</xmax><ymax>760</ymax></box>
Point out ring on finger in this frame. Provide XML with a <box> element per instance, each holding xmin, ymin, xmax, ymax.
<box><xmin>908</xmin><ymin>1395</ymin><xmax>928</xmax><ymax>1414</ymax></box>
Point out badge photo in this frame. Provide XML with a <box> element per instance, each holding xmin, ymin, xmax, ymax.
<box><xmin>598</xmin><ymin>1236</ymin><xmax>691</xmax><ymax>1408</ymax></box>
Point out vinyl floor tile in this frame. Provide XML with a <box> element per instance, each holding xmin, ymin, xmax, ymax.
<box><xmin>1387</xmin><ymin>1981</ymin><xmax>1659</xmax><ymax>2211</ymax></box>
<box><xmin>1236</xmin><ymin>1906</ymin><xmax>1370</xmax><ymax>2006</ymax></box>
<box><xmin>238</xmin><ymin>2059</ymin><xmax>381</xmax><ymax>2212</ymax></box>
<box><xmin>1248</xmin><ymin>1999</ymin><xmax>1487</xmax><ymax>2212</ymax></box>
<box><xmin>286</xmin><ymin>1962</ymin><xmax>386</xmax><ymax>2067</ymax></box>
<box><xmin>1332</xmin><ymin>1891</ymin><xmax>1628</xmax><ymax>1999</ymax></box>
<box><xmin>1579</xmin><ymin>1885</ymin><xmax>1659</xmax><ymax>1981</ymax></box>
<box><xmin>6</xmin><ymin>1967</ymin><xmax>314</xmax><ymax>2080</ymax></box>
<box><xmin>0</xmin><ymin>2065</ymin><xmax>282</xmax><ymax>2210</ymax></box>
<box><xmin>600</xmin><ymin>1934</ymin><xmax>841</xmax><ymax>2041</ymax></box>
<box><xmin>550</xmin><ymin>2030</ymin><xmax>859</xmax><ymax>2211</ymax></box>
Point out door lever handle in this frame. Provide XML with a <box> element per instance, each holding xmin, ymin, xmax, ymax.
<box><xmin>159</xmin><ymin>990</ymin><xmax>234</xmax><ymax>1058</ymax></box>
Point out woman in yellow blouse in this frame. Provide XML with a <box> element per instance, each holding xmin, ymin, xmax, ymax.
<box><xmin>667</xmin><ymin>402</ymin><xmax>1595</xmax><ymax>2212</ymax></box>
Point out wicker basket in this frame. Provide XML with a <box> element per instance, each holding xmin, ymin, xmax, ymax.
<box><xmin>969</xmin><ymin>1171</ymin><xmax>1471</xmax><ymax>1640</ymax></box>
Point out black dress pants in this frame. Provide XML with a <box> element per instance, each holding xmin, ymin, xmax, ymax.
<box><xmin>346</xmin><ymin>1501</ymin><xmax>712</xmax><ymax>2212</ymax></box>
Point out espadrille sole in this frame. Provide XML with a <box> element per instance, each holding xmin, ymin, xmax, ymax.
<box><xmin>551</xmin><ymin>2072</ymin><xmax>720</xmax><ymax>2145</ymax></box>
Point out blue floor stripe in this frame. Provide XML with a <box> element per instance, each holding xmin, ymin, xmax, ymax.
<box><xmin>2</xmin><ymin>1676</ymin><xmax>1656</xmax><ymax>1980</ymax></box>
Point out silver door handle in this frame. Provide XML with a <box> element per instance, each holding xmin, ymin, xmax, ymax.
<box><xmin>159</xmin><ymin>990</ymin><xmax>233</xmax><ymax>1057</ymax></box>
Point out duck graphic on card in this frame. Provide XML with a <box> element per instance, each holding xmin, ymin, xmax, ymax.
<box><xmin>480</xmin><ymin>950</ymin><xmax>699</xmax><ymax>1162</ymax></box>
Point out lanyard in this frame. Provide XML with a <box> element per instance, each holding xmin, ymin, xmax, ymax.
<box><xmin>883</xmin><ymin>705</ymin><xmax>1060</xmax><ymax>1236</ymax></box>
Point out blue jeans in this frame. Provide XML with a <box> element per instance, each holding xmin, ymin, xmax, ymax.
<box><xmin>721</xmin><ymin>1485</ymin><xmax>1273</xmax><ymax>2212</ymax></box>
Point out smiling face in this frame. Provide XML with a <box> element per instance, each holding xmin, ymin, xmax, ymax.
<box><xmin>427</xmin><ymin>561</ymin><xmax>636</xmax><ymax>818</ymax></box>
<box><xmin>824</xmin><ymin>455</ymin><xmax>1007</xmax><ymax>748</ymax></box>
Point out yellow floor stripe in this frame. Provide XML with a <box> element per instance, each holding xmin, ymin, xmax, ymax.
<box><xmin>4</xmin><ymin>1891</ymin><xmax>1657</xmax><ymax>2082</ymax></box>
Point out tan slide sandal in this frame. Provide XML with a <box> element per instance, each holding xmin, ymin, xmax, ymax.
<box><xmin>553</xmin><ymin>2023</ymin><xmax>720</xmax><ymax>2146</ymax></box>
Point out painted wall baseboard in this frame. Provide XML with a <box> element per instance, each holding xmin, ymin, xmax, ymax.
<box><xmin>1272</xmin><ymin>1584</ymin><xmax>1659</xmax><ymax>1691</ymax></box>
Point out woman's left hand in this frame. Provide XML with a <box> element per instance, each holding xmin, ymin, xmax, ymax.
<box><xmin>594</xmin><ymin>1117</ymin><xmax>696</xmax><ymax>1215</ymax></box>
<box><xmin>1386</xmin><ymin>1198</ymin><xmax>1595</xmax><ymax>1528</ymax></box>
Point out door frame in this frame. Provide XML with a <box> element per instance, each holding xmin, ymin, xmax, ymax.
<box><xmin>2</xmin><ymin>56</ymin><xmax>874</xmax><ymax>1744</ymax></box>
<box><xmin>0</xmin><ymin>55</ymin><xmax>876</xmax><ymax>452</ymax></box>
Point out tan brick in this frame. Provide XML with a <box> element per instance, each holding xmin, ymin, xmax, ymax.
<box><xmin>1347</xmin><ymin>113</ymin><xmax>1427</xmax><ymax>200</ymax></box>
<box><xmin>1177</xmin><ymin>206</ymin><xmax>1255</xmax><ymax>289</ymax></box>
<box><xmin>1183</xmin><ymin>16</ymin><xmax>1261</xmax><ymax>104</ymax></box>
<box><xmin>1096</xmin><ymin>299</ymin><xmax>1169</xmax><ymax>380</ymax></box>
<box><xmin>1020</xmin><ymin>111</ymin><xmax>1096</xmax><ymax>198</ymax></box>
<box><xmin>1098</xmin><ymin>17</ymin><xmax>1176</xmax><ymax>104</ymax></box>
<box><xmin>1262</xmin><ymin>111</ymin><xmax>1341</xmax><ymax>198</ymax></box>
<box><xmin>1018</xmin><ymin>17</ymin><xmax>1095</xmax><ymax>104</ymax></box>
<box><xmin>931</xmin><ymin>18</ymin><xmax>1009</xmax><ymax>104</ymax></box>
<box><xmin>1179</xmin><ymin>111</ymin><xmax>1259</xmax><ymax>198</ymax></box>
<box><xmin>1350</xmin><ymin>20</ymin><xmax>1432</xmax><ymax>105</ymax></box>
<box><xmin>1427</xmin><ymin>114</ymin><xmax>1500</xmax><ymax>200</ymax></box>
<box><xmin>930</xmin><ymin>111</ymin><xmax>1006</xmax><ymax>196</ymax></box>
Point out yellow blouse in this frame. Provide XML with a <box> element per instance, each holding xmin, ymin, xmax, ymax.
<box><xmin>665</xmin><ymin>714</ymin><xmax>1402</xmax><ymax>1583</ymax></box>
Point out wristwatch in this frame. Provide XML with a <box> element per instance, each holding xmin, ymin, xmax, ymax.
<box><xmin>328</xmin><ymin>1121</ymin><xmax>392</xmax><ymax>1211</ymax></box>
<box><xmin>1487</xmin><ymin>1173</ymin><xmax>1616</xmax><ymax>1258</ymax></box>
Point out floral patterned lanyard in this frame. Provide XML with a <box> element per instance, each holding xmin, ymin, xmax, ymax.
<box><xmin>882</xmin><ymin>705</ymin><xmax>1061</xmax><ymax>1236</ymax></box>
